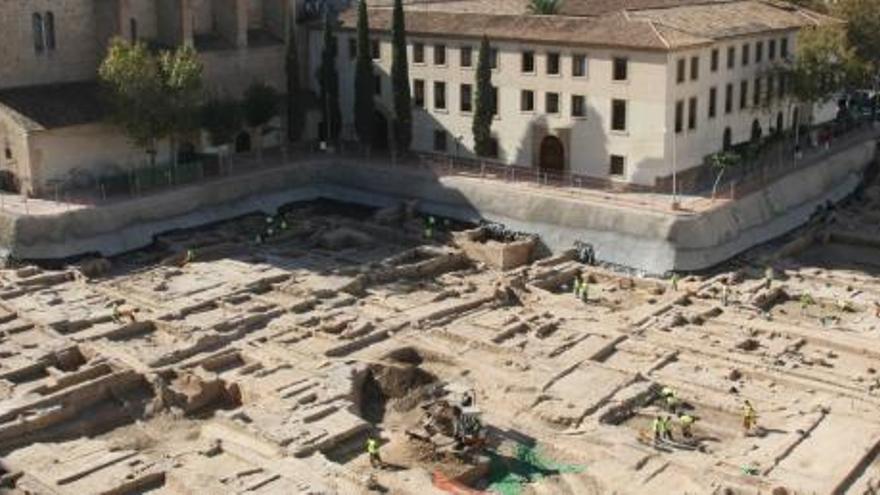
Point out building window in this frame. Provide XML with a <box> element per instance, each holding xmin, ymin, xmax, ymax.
<box><xmin>522</xmin><ymin>51</ymin><xmax>535</xmax><ymax>73</ymax></box>
<box><xmin>433</xmin><ymin>130</ymin><xmax>447</xmax><ymax>152</ymax></box>
<box><xmin>460</xmin><ymin>46</ymin><xmax>473</xmax><ymax>67</ymax></box>
<box><xmin>675</xmin><ymin>100</ymin><xmax>684</xmax><ymax>133</ymax></box>
<box><xmin>370</xmin><ymin>39</ymin><xmax>380</xmax><ymax>60</ymax></box>
<box><xmin>755</xmin><ymin>40</ymin><xmax>763</xmax><ymax>63</ymax></box>
<box><xmin>460</xmin><ymin>84</ymin><xmax>473</xmax><ymax>112</ymax></box>
<box><xmin>521</xmin><ymin>90</ymin><xmax>535</xmax><ymax>112</ymax></box>
<box><xmin>490</xmin><ymin>48</ymin><xmax>498</xmax><ymax>69</ymax></box>
<box><xmin>676</xmin><ymin>58</ymin><xmax>686</xmax><ymax>84</ymax></box>
<box><xmin>32</xmin><ymin>13</ymin><xmax>45</xmax><ymax>53</ymax></box>
<box><xmin>741</xmin><ymin>43</ymin><xmax>750</xmax><ymax>66</ymax></box>
<box><xmin>709</xmin><ymin>87</ymin><xmax>717</xmax><ymax>118</ymax></box>
<box><xmin>727</xmin><ymin>46</ymin><xmax>735</xmax><ymax>69</ymax></box>
<box><xmin>414</xmin><ymin>79</ymin><xmax>425</xmax><ymax>108</ymax></box>
<box><xmin>781</xmin><ymin>37</ymin><xmax>789</xmax><ymax>58</ymax></box>
<box><xmin>740</xmin><ymin>80</ymin><xmax>748</xmax><ymax>109</ymax></box>
<box><xmin>413</xmin><ymin>42</ymin><xmax>424</xmax><ymax>63</ymax></box>
<box><xmin>766</xmin><ymin>75</ymin><xmax>774</xmax><ymax>105</ymax></box>
<box><xmin>769</xmin><ymin>39</ymin><xmax>777</xmax><ymax>60</ymax></box>
<box><xmin>374</xmin><ymin>74</ymin><xmax>382</xmax><ymax>96</ymax></box>
<box><xmin>434</xmin><ymin>44</ymin><xmax>446</xmax><ymax>65</ymax></box>
<box><xmin>609</xmin><ymin>155</ymin><xmax>625</xmax><ymax>176</ymax></box>
<box><xmin>434</xmin><ymin>81</ymin><xmax>446</xmax><ymax>110</ymax></box>
<box><xmin>711</xmin><ymin>49</ymin><xmax>719</xmax><ymax>72</ymax></box>
<box><xmin>517</xmin><ymin>89</ymin><xmax>535</xmax><ymax>112</ymax></box>
<box><xmin>753</xmin><ymin>77</ymin><xmax>761</xmax><ymax>106</ymax></box>
<box><xmin>130</xmin><ymin>18</ymin><xmax>138</xmax><ymax>42</ymax></box>
<box><xmin>572</xmin><ymin>54</ymin><xmax>587</xmax><ymax>77</ymax></box>
<box><xmin>44</xmin><ymin>12</ymin><xmax>55</xmax><ymax>51</ymax></box>
<box><xmin>571</xmin><ymin>95</ymin><xmax>586</xmax><ymax>117</ymax></box>
<box><xmin>611</xmin><ymin>99</ymin><xmax>627</xmax><ymax>131</ymax></box>
<box><xmin>725</xmin><ymin>83</ymin><xmax>733</xmax><ymax>114</ymax></box>
<box><xmin>546</xmin><ymin>52</ymin><xmax>560</xmax><ymax>75</ymax></box>
<box><xmin>348</xmin><ymin>37</ymin><xmax>357</xmax><ymax>60</ymax></box>
<box><xmin>546</xmin><ymin>92</ymin><xmax>560</xmax><ymax>114</ymax></box>
<box><xmin>688</xmin><ymin>97</ymin><xmax>697</xmax><ymax>130</ymax></box>
<box><xmin>612</xmin><ymin>57</ymin><xmax>628</xmax><ymax>81</ymax></box>
<box><xmin>491</xmin><ymin>86</ymin><xmax>499</xmax><ymax>116</ymax></box>
<box><xmin>690</xmin><ymin>56</ymin><xmax>699</xmax><ymax>81</ymax></box>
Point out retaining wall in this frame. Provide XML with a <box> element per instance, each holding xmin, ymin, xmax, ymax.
<box><xmin>0</xmin><ymin>137</ymin><xmax>875</xmax><ymax>274</ymax></box>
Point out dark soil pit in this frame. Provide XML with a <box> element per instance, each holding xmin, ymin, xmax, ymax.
<box><xmin>355</xmin><ymin>362</ymin><xmax>437</xmax><ymax>425</ymax></box>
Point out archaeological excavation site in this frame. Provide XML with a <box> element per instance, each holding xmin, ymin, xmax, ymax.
<box><xmin>3</xmin><ymin>182</ymin><xmax>880</xmax><ymax>495</ymax></box>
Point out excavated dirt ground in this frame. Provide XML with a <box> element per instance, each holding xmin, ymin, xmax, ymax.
<box><xmin>3</xmin><ymin>186</ymin><xmax>880</xmax><ymax>494</ymax></box>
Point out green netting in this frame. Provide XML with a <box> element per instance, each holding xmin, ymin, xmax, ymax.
<box><xmin>486</xmin><ymin>443</ymin><xmax>583</xmax><ymax>495</ymax></box>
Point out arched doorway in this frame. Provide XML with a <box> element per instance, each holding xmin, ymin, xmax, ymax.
<box><xmin>722</xmin><ymin>127</ymin><xmax>732</xmax><ymax>151</ymax></box>
<box><xmin>776</xmin><ymin>112</ymin><xmax>784</xmax><ymax>136</ymax></box>
<box><xmin>539</xmin><ymin>135</ymin><xmax>565</xmax><ymax>173</ymax></box>
<box><xmin>372</xmin><ymin>111</ymin><xmax>389</xmax><ymax>152</ymax></box>
<box><xmin>750</xmin><ymin>119</ymin><xmax>762</xmax><ymax>143</ymax></box>
<box><xmin>235</xmin><ymin>132</ymin><xmax>251</xmax><ymax>153</ymax></box>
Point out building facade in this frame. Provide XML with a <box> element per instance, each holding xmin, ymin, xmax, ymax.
<box><xmin>0</xmin><ymin>0</ymin><xmax>296</xmax><ymax>196</ymax></box>
<box><xmin>308</xmin><ymin>0</ymin><xmax>838</xmax><ymax>188</ymax></box>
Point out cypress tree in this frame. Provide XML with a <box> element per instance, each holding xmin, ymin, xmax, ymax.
<box><xmin>286</xmin><ymin>12</ymin><xmax>304</xmax><ymax>142</ymax></box>
<box><xmin>390</xmin><ymin>0</ymin><xmax>412</xmax><ymax>152</ymax></box>
<box><xmin>354</xmin><ymin>0</ymin><xmax>374</xmax><ymax>150</ymax></box>
<box><xmin>318</xmin><ymin>13</ymin><xmax>342</xmax><ymax>144</ymax></box>
<box><xmin>473</xmin><ymin>36</ymin><xmax>494</xmax><ymax>157</ymax></box>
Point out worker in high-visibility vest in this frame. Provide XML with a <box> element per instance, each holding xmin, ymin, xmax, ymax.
<box><xmin>366</xmin><ymin>437</ymin><xmax>383</xmax><ymax>469</ymax></box>
<box><xmin>678</xmin><ymin>414</ymin><xmax>696</xmax><ymax>438</ymax></box>
<box><xmin>661</xmin><ymin>387</ymin><xmax>679</xmax><ymax>414</ymax></box>
<box><xmin>742</xmin><ymin>400</ymin><xmax>757</xmax><ymax>433</ymax></box>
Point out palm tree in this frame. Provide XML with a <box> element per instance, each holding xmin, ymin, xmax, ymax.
<box><xmin>527</xmin><ymin>0</ymin><xmax>560</xmax><ymax>14</ymax></box>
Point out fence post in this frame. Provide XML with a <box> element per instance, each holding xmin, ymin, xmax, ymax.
<box><xmin>480</xmin><ymin>162</ymin><xmax>485</xmax><ymax>178</ymax></box>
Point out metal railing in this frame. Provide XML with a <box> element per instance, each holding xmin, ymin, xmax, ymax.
<box><xmin>3</xmin><ymin>122</ymin><xmax>877</xmax><ymax>214</ymax></box>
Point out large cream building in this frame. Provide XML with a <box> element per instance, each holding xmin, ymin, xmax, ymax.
<box><xmin>0</xmin><ymin>0</ymin><xmax>295</xmax><ymax>196</ymax></box>
<box><xmin>309</xmin><ymin>0</ymin><xmax>838</xmax><ymax>188</ymax></box>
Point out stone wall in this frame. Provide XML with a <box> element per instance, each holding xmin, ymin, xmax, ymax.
<box><xmin>0</xmin><ymin>0</ymin><xmax>103</xmax><ymax>90</ymax></box>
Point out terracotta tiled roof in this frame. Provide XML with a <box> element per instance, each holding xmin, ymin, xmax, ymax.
<box><xmin>0</xmin><ymin>81</ymin><xmax>105</xmax><ymax>131</ymax></box>
<box><xmin>332</xmin><ymin>0</ymin><xmax>838</xmax><ymax>51</ymax></box>
<box><xmin>630</xmin><ymin>0</ymin><xmax>841</xmax><ymax>39</ymax></box>
<box><xmin>558</xmin><ymin>0</ymin><xmax>737</xmax><ymax>17</ymax></box>
<box><xmin>337</xmin><ymin>9</ymin><xmax>686</xmax><ymax>50</ymax></box>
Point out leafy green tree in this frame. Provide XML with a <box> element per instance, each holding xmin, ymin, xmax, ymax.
<box><xmin>318</xmin><ymin>13</ymin><xmax>342</xmax><ymax>146</ymax></box>
<box><xmin>709</xmin><ymin>151</ymin><xmax>740</xmax><ymax>200</ymax></box>
<box><xmin>200</xmin><ymin>96</ymin><xmax>242</xmax><ymax>170</ymax></box>
<box><xmin>391</xmin><ymin>0</ymin><xmax>412</xmax><ymax>153</ymax></box>
<box><xmin>770</xmin><ymin>25</ymin><xmax>863</xmax><ymax>145</ymax></box>
<box><xmin>100</xmin><ymin>39</ymin><xmax>203</xmax><ymax>170</ymax></box>
<box><xmin>472</xmin><ymin>36</ymin><xmax>494</xmax><ymax>157</ymax></box>
<box><xmin>99</xmin><ymin>39</ymin><xmax>169</xmax><ymax>167</ymax></box>
<box><xmin>834</xmin><ymin>0</ymin><xmax>880</xmax><ymax>71</ymax></box>
<box><xmin>834</xmin><ymin>0</ymin><xmax>880</xmax><ymax>117</ymax></box>
<box><xmin>354</xmin><ymin>0</ymin><xmax>375</xmax><ymax>152</ymax></box>
<box><xmin>286</xmin><ymin>14</ymin><xmax>305</xmax><ymax>143</ymax></box>
<box><xmin>201</xmin><ymin>97</ymin><xmax>242</xmax><ymax>147</ymax></box>
<box><xmin>527</xmin><ymin>0</ymin><xmax>560</xmax><ymax>14</ymax></box>
<box><xmin>159</xmin><ymin>46</ymin><xmax>203</xmax><ymax>168</ymax></box>
<box><xmin>242</xmin><ymin>82</ymin><xmax>280</xmax><ymax>161</ymax></box>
